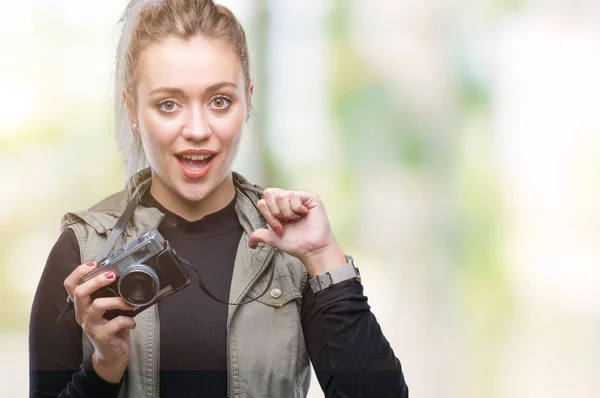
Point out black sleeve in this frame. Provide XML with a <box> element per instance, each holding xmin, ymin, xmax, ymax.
<box><xmin>29</xmin><ymin>229</ymin><xmax>122</xmax><ymax>398</ymax></box>
<box><xmin>301</xmin><ymin>280</ymin><xmax>409</xmax><ymax>398</ymax></box>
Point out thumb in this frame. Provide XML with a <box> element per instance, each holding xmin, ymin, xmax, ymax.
<box><xmin>248</xmin><ymin>228</ymin><xmax>280</xmax><ymax>249</ymax></box>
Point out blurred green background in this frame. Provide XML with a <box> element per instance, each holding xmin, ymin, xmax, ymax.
<box><xmin>3</xmin><ymin>1</ymin><xmax>600</xmax><ymax>397</ymax></box>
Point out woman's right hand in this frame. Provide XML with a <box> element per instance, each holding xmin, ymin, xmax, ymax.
<box><xmin>63</xmin><ymin>261</ymin><xmax>137</xmax><ymax>384</ymax></box>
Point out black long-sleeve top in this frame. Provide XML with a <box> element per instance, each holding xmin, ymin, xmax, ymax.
<box><xmin>29</xmin><ymin>193</ymin><xmax>408</xmax><ymax>398</ymax></box>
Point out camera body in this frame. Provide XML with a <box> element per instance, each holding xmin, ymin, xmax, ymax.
<box><xmin>80</xmin><ymin>230</ymin><xmax>190</xmax><ymax>320</ymax></box>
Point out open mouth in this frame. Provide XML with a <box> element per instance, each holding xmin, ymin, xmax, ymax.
<box><xmin>177</xmin><ymin>154</ymin><xmax>213</xmax><ymax>169</ymax></box>
<box><xmin>176</xmin><ymin>153</ymin><xmax>215</xmax><ymax>178</ymax></box>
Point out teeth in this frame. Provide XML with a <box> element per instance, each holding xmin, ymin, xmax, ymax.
<box><xmin>180</xmin><ymin>154</ymin><xmax>212</xmax><ymax>161</ymax></box>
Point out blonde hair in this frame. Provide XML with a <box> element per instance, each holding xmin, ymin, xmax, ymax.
<box><xmin>114</xmin><ymin>0</ymin><xmax>251</xmax><ymax>179</ymax></box>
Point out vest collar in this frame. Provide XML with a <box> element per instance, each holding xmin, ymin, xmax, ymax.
<box><xmin>62</xmin><ymin>168</ymin><xmax>267</xmax><ymax>236</ymax></box>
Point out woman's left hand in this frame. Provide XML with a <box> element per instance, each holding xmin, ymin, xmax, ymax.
<box><xmin>248</xmin><ymin>188</ymin><xmax>346</xmax><ymax>276</ymax></box>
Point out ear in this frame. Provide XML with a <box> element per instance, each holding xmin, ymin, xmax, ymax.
<box><xmin>122</xmin><ymin>89</ymin><xmax>137</xmax><ymax>127</ymax></box>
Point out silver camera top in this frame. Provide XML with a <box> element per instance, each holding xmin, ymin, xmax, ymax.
<box><xmin>81</xmin><ymin>229</ymin><xmax>166</xmax><ymax>284</ymax></box>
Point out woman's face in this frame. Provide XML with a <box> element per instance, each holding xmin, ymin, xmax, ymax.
<box><xmin>130</xmin><ymin>35</ymin><xmax>249</xmax><ymax>205</ymax></box>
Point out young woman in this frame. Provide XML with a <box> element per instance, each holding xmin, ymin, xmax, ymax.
<box><xmin>29</xmin><ymin>1</ymin><xmax>408</xmax><ymax>397</ymax></box>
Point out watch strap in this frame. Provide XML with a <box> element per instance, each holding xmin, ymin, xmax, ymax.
<box><xmin>309</xmin><ymin>256</ymin><xmax>361</xmax><ymax>294</ymax></box>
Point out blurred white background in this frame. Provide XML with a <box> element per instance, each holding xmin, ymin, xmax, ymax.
<box><xmin>2</xmin><ymin>1</ymin><xmax>600</xmax><ymax>397</ymax></box>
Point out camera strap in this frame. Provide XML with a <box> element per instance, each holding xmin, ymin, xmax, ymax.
<box><xmin>174</xmin><ymin>247</ymin><xmax>277</xmax><ymax>306</ymax></box>
<box><xmin>57</xmin><ymin>188</ymin><xmax>279</xmax><ymax>323</ymax></box>
<box><xmin>93</xmin><ymin>196</ymin><xmax>140</xmax><ymax>263</ymax></box>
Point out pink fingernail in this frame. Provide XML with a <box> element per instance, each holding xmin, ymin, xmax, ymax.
<box><xmin>275</xmin><ymin>225</ymin><xmax>284</xmax><ymax>234</ymax></box>
<box><xmin>87</xmin><ymin>261</ymin><xmax>96</xmax><ymax>267</ymax></box>
<box><xmin>106</xmin><ymin>272</ymin><xmax>115</xmax><ymax>280</ymax></box>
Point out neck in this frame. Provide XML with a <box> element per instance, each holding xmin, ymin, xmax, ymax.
<box><xmin>149</xmin><ymin>172</ymin><xmax>236</xmax><ymax>222</ymax></box>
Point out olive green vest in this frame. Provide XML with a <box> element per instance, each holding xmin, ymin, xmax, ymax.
<box><xmin>61</xmin><ymin>169</ymin><xmax>311</xmax><ymax>397</ymax></box>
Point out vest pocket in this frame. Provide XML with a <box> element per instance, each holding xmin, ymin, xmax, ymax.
<box><xmin>249</xmin><ymin>274</ymin><xmax>302</xmax><ymax>307</ymax></box>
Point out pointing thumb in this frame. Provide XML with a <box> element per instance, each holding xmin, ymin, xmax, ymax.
<box><xmin>248</xmin><ymin>228</ymin><xmax>279</xmax><ymax>249</ymax></box>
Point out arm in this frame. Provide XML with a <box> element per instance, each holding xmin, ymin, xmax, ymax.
<box><xmin>301</xmin><ymin>280</ymin><xmax>409</xmax><ymax>398</ymax></box>
<box><xmin>246</xmin><ymin>188</ymin><xmax>408</xmax><ymax>397</ymax></box>
<box><xmin>29</xmin><ymin>230</ymin><xmax>122</xmax><ymax>398</ymax></box>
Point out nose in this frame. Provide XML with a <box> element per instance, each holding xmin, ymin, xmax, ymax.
<box><xmin>181</xmin><ymin>105</ymin><xmax>211</xmax><ymax>142</ymax></box>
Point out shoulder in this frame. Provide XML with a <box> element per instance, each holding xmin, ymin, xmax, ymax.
<box><xmin>232</xmin><ymin>171</ymin><xmax>264</xmax><ymax>200</ymax></box>
<box><xmin>57</xmin><ymin>188</ymin><xmax>130</xmax><ymax>263</ymax></box>
<box><xmin>59</xmin><ymin>168</ymin><xmax>153</xmax><ymax>234</ymax></box>
<box><xmin>60</xmin><ymin>188</ymin><xmax>129</xmax><ymax>234</ymax></box>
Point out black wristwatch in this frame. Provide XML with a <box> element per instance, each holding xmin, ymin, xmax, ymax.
<box><xmin>309</xmin><ymin>255</ymin><xmax>361</xmax><ymax>294</ymax></box>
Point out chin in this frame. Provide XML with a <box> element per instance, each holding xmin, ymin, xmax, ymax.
<box><xmin>162</xmin><ymin>163</ymin><xmax>231</xmax><ymax>204</ymax></box>
<box><xmin>176</xmin><ymin>183</ymin><xmax>213</xmax><ymax>203</ymax></box>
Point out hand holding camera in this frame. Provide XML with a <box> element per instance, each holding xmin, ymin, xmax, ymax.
<box><xmin>63</xmin><ymin>261</ymin><xmax>137</xmax><ymax>383</ymax></box>
<box><xmin>63</xmin><ymin>229</ymin><xmax>191</xmax><ymax>383</ymax></box>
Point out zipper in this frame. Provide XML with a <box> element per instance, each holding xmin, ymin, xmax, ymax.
<box><xmin>155</xmin><ymin>304</ymin><xmax>161</xmax><ymax>398</ymax></box>
<box><xmin>226</xmin><ymin>247</ymin><xmax>276</xmax><ymax>398</ymax></box>
<box><xmin>114</xmin><ymin>189</ymin><xmax>165</xmax><ymax>397</ymax></box>
<box><xmin>148</xmin><ymin>212</ymin><xmax>164</xmax><ymax>398</ymax></box>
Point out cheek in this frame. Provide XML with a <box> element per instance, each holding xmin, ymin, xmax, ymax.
<box><xmin>139</xmin><ymin>111</ymin><xmax>179</xmax><ymax>165</ymax></box>
<box><xmin>213</xmin><ymin>110</ymin><xmax>245</xmax><ymax>149</ymax></box>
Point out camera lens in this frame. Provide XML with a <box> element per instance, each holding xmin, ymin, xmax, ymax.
<box><xmin>118</xmin><ymin>265</ymin><xmax>159</xmax><ymax>306</ymax></box>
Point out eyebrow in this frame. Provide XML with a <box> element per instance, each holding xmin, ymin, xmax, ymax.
<box><xmin>148</xmin><ymin>82</ymin><xmax>239</xmax><ymax>96</ymax></box>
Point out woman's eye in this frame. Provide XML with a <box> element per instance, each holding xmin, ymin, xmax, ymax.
<box><xmin>158</xmin><ymin>100</ymin><xmax>181</xmax><ymax>113</ymax></box>
<box><xmin>210</xmin><ymin>96</ymin><xmax>231</xmax><ymax>109</ymax></box>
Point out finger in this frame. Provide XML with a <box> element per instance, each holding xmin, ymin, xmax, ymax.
<box><xmin>248</xmin><ymin>228</ymin><xmax>280</xmax><ymax>249</ymax></box>
<box><xmin>294</xmin><ymin>190</ymin><xmax>320</xmax><ymax>210</ymax></box>
<box><xmin>289</xmin><ymin>192</ymin><xmax>309</xmax><ymax>215</ymax></box>
<box><xmin>274</xmin><ymin>194</ymin><xmax>297</xmax><ymax>220</ymax></box>
<box><xmin>263</xmin><ymin>188</ymin><xmax>283</xmax><ymax>218</ymax></box>
<box><xmin>257</xmin><ymin>199</ymin><xmax>283</xmax><ymax>234</ymax></box>
<box><xmin>98</xmin><ymin>315</ymin><xmax>136</xmax><ymax>337</ymax></box>
<box><xmin>64</xmin><ymin>261</ymin><xmax>98</xmax><ymax>299</ymax></box>
<box><xmin>73</xmin><ymin>272</ymin><xmax>117</xmax><ymax>314</ymax></box>
<box><xmin>88</xmin><ymin>297</ymin><xmax>137</xmax><ymax>322</ymax></box>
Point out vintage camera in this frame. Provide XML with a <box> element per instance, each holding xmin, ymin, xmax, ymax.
<box><xmin>80</xmin><ymin>230</ymin><xmax>190</xmax><ymax>320</ymax></box>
